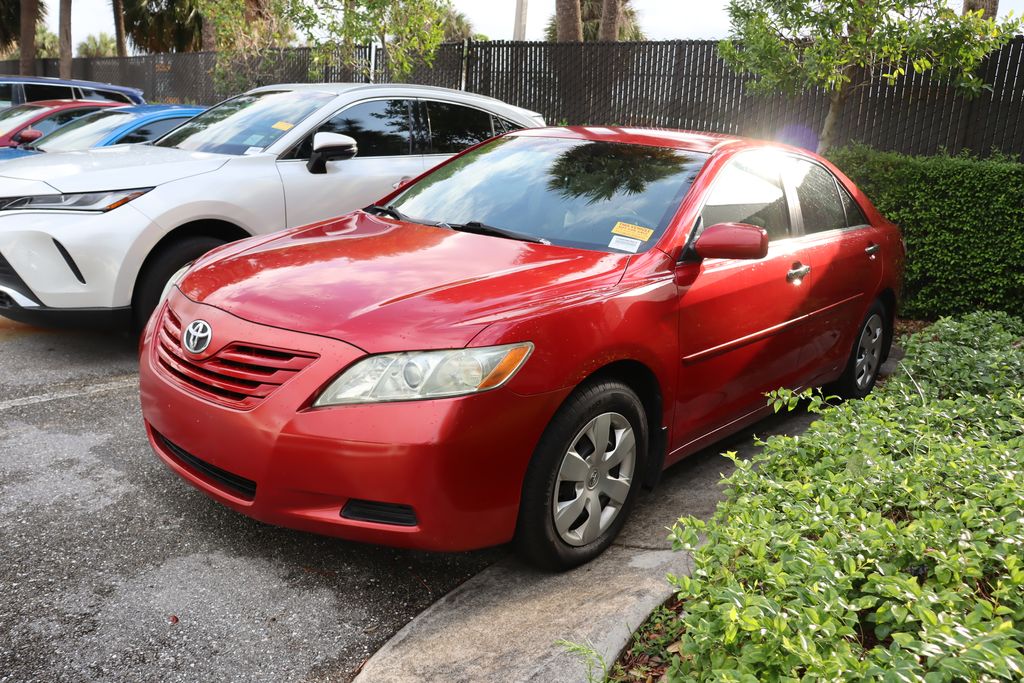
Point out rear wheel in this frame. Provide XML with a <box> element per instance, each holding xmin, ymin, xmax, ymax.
<box><xmin>132</xmin><ymin>236</ymin><xmax>226</xmax><ymax>332</ymax></box>
<box><xmin>515</xmin><ymin>379</ymin><xmax>647</xmax><ymax>571</ymax></box>
<box><xmin>828</xmin><ymin>300</ymin><xmax>889</xmax><ymax>399</ymax></box>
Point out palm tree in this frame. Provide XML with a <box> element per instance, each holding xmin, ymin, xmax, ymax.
<box><xmin>122</xmin><ymin>0</ymin><xmax>204</xmax><ymax>53</ymax></box>
<box><xmin>554</xmin><ymin>0</ymin><xmax>583</xmax><ymax>41</ymax></box>
<box><xmin>441</xmin><ymin>8</ymin><xmax>474</xmax><ymax>42</ymax></box>
<box><xmin>59</xmin><ymin>0</ymin><xmax>71</xmax><ymax>78</ymax></box>
<box><xmin>77</xmin><ymin>33</ymin><xmax>118</xmax><ymax>57</ymax></box>
<box><xmin>546</xmin><ymin>0</ymin><xmax>645</xmax><ymax>41</ymax></box>
<box><xmin>111</xmin><ymin>0</ymin><xmax>127</xmax><ymax>56</ymax></box>
<box><xmin>20</xmin><ymin>0</ymin><xmax>42</xmax><ymax>74</ymax></box>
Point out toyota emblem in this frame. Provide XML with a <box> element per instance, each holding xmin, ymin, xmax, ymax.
<box><xmin>182</xmin><ymin>319</ymin><xmax>212</xmax><ymax>355</ymax></box>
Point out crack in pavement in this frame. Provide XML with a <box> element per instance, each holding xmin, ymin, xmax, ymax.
<box><xmin>0</xmin><ymin>375</ymin><xmax>138</xmax><ymax>411</ymax></box>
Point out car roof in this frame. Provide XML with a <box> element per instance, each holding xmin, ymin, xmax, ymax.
<box><xmin>511</xmin><ymin>126</ymin><xmax>806</xmax><ymax>156</ymax></box>
<box><xmin>23</xmin><ymin>99</ymin><xmax>125</xmax><ymax>110</ymax></box>
<box><xmin>115</xmin><ymin>104</ymin><xmax>205</xmax><ymax>116</ymax></box>
<box><xmin>246</xmin><ymin>82</ymin><xmax>537</xmax><ymax>110</ymax></box>
<box><xmin>0</xmin><ymin>75</ymin><xmax>143</xmax><ymax>96</ymax></box>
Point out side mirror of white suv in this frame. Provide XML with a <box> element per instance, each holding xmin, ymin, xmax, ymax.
<box><xmin>307</xmin><ymin>132</ymin><xmax>358</xmax><ymax>174</ymax></box>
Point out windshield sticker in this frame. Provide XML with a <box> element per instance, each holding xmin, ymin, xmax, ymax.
<box><xmin>609</xmin><ymin>235</ymin><xmax>642</xmax><ymax>253</ymax></box>
<box><xmin>612</xmin><ymin>222</ymin><xmax>654</xmax><ymax>242</ymax></box>
<box><xmin>243</xmin><ymin>146</ymin><xmax>263</xmax><ymax>155</ymax></box>
<box><xmin>272</xmin><ymin>121</ymin><xmax>295</xmax><ymax>131</ymax></box>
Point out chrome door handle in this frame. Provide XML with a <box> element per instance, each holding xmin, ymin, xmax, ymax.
<box><xmin>787</xmin><ymin>264</ymin><xmax>811</xmax><ymax>282</ymax></box>
<box><xmin>865</xmin><ymin>243</ymin><xmax>881</xmax><ymax>256</ymax></box>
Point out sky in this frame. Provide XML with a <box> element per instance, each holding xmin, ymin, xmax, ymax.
<box><xmin>46</xmin><ymin>0</ymin><xmax>1024</xmax><ymax>56</ymax></box>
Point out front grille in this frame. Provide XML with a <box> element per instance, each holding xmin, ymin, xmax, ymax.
<box><xmin>342</xmin><ymin>499</ymin><xmax>418</xmax><ymax>527</ymax></box>
<box><xmin>156</xmin><ymin>307</ymin><xmax>317</xmax><ymax>410</ymax></box>
<box><xmin>155</xmin><ymin>431</ymin><xmax>257</xmax><ymax>500</ymax></box>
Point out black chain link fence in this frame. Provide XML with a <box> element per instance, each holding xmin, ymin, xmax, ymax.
<box><xmin>3</xmin><ymin>38</ymin><xmax>1023</xmax><ymax>157</ymax></box>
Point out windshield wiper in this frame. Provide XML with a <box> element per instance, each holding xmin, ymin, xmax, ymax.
<box><xmin>443</xmin><ymin>221</ymin><xmax>549</xmax><ymax>245</ymax></box>
<box><xmin>363</xmin><ymin>204</ymin><xmax>442</xmax><ymax>226</ymax></box>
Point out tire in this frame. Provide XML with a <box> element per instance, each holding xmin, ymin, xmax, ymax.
<box><xmin>132</xmin><ymin>236</ymin><xmax>226</xmax><ymax>333</ymax></box>
<box><xmin>515</xmin><ymin>379</ymin><xmax>648</xmax><ymax>571</ymax></box>
<box><xmin>828</xmin><ymin>299</ymin><xmax>890</xmax><ymax>399</ymax></box>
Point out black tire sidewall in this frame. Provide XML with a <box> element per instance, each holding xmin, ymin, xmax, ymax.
<box><xmin>132</xmin><ymin>237</ymin><xmax>226</xmax><ymax>331</ymax></box>
<box><xmin>516</xmin><ymin>380</ymin><xmax>648</xmax><ymax>571</ymax></box>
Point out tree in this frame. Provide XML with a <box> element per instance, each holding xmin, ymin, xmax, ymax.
<box><xmin>546</xmin><ymin>0</ymin><xmax>645</xmax><ymax>41</ymax></box>
<box><xmin>59</xmin><ymin>0</ymin><xmax>71</xmax><ymax>78</ymax></box>
<box><xmin>36</xmin><ymin>23</ymin><xmax>59</xmax><ymax>58</ymax></box>
<box><xmin>441</xmin><ymin>7</ymin><xmax>474</xmax><ymax>42</ymax></box>
<box><xmin>963</xmin><ymin>0</ymin><xmax>998</xmax><ymax>19</ymax></box>
<box><xmin>721</xmin><ymin>0</ymin><xmax>1020</xmax><ymax>153</ymax></box>
<box><xmin>598</xmin><ymin>0</ymin><xmax>618</xmax><ymax>41</ymax></box>
<box><xmin>554</xmin><ymin>0</ymin><xmax>582</xmax><ymax>41</ymax></box>
<box><xmin>111</xmin><ymin>0</ymin><xmax>127</xmax><ymax>56</ymax></box>
<box><xmin>20</xmin><ymin>0</ymin><xmax>40</xmax><ymax>74</ymax></box>
<box><xmin>285</xmin><ymin>0</ymin><xmax>450</xmax><ymax>78</ymax></box>
<box><xmin>123</xmin><ymin>0</ymin><xmax>204</xmax><ymax>53</ymax></box>
<box><xmin>77</xmin><ymin>32</ymin><xmax>118</xmax><ymax>57</ymax></box>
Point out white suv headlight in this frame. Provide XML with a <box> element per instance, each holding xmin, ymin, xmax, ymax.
<box><xmin>0</xmin><ymin>188</ymin><xmax>151</xmax><ymax>212</ymax></box>
<box><xmin>313</xmin><ymin>343</ymin><xmax>534</xmax><ymax>406</ymax></box>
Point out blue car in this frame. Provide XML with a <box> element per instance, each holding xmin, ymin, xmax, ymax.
<box><xmin>0</xmin><ymin>104</ymin><xmax>204</xmax><ymax>160</ymax></box>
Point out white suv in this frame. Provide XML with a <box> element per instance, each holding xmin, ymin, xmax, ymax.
<box><xmin>0</xmin><ymin>83</ymin><xmax>543</xmax><ymax>329</ymax></box>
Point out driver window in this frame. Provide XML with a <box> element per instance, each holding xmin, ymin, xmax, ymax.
<box><xmin>700</xmin><ymin>156</ymin><xmax>791</xmax><ymax>241</ymax></box>
<box><xmin>288</xmin><ymin>99</ymin><xmax>413</xmax><ymax>160</ymax></box>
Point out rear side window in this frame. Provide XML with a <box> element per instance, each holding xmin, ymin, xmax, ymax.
<box><xmin>701</xmin><ymin>155</ymin><xmax>791</xmax><ymax>241</ymax></box>
<box><xmin>789</xmin><ymin>160</ymin><xmax>847</xmax><ymax>234</ymax></box>
<box><xmin>0</xmin><ymin>83</ymin><xmax>12</xmax><ymax>108</ymax></box>
<box><xmin>79</xmin><ymin>87</ymin><xmax>133</xmax><ymax>104</ymax></box>
<box><xmin>24</xmin><ymin>83</ymin><xmax>75</xmax><ymax>101</ymax></box>
<box><xmin>492</xmin><ymin>116</ymin><xmax>522</xmax><ymax>134</ymax></box>
<box><xmin>116</xmin><ymin>117</ymin><xmax>191</xmax><ymax>144</ymax></box>
<box><xmin>839</xmin><ymin>185</ymin><xmax>868</xmax><ymax>227</ymax></box>
<box><xmin>424</xmin><ymin>101</ymin><xmax>494</xmax><ymax>153</ymax></box>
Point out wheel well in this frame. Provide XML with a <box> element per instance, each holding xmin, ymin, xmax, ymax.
<box><xmin>133</xmin><ymin>220</ymin><xmax>250</xmax><ymax>298</ymax></box>
<box><xmin>877</xmin><ymin>288</ymin><xmax>897</xmax><ymax>361</ymax></box>
<box><xmin>583</xmin><ymin>360</ymin><xmax>666</xmax><ymax>490</ymax></box>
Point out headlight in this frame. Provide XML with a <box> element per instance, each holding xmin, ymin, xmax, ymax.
<box><xmin>0</xmin><ymin>188</ymin><xmax>151</xmax><ymax>212</ymax></box>
<box><xmin>313</xmin><ymin>342</ymin><xmax>533</xmax><ymax>406</ymax></box>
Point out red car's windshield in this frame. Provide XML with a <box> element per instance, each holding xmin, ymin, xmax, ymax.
<box><xmin>390</xmin><ymin>135</ymin><xmax>709</xmax><ymax>253</ymax></box>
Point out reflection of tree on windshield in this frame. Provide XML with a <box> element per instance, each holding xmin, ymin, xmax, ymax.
<box><xmin>547</xmin><ymin>142</ymin><xmax>691</xmax><ymax>204</ymax></box>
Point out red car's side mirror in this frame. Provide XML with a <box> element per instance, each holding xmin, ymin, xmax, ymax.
<box><xmin>693</xmin><ymin>222</ymin><xmax>769</xmax><ymax>260</ymax></box>
<box><xmin>15</xmin><ymin>128</ymin><xmax>43</xmax><ymax>145</ymax></box>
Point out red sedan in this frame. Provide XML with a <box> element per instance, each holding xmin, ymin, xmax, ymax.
<box><xmin>0</xmin><ymin>99</ymin><xmax>121</xmax><ymax>147</ymax></box>
<box><xmin>139</xmin><ymin>127</ymin><xmax>903</xmax><ymax>569</ymax></box>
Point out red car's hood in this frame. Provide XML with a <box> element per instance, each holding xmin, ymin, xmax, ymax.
<box><xmin>180</xmin><ymin>213</ymin><xmax>630</xmax><ymax>352</ymax></box>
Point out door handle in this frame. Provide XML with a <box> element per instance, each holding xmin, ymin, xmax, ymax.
<box><xmin>787</xmin><ymin>263</ymin><xmax>811</xmax><ymax>283</ymax></box>
<box><xmin>865</xmin><ymin>243</ymin><xmax>881</xmax><ymax>256</ymax></box>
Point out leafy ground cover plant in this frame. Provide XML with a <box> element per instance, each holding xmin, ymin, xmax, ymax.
<box><xmin>608</xmin><ymin>311</ymin><xmax>1024</xmax><ymax>681</ymax></box>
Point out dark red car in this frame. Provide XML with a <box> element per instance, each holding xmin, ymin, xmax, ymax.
<box><xmin>139</xmin><ymin>127</ymin><xmax>904</xmax><ymax>569</ymax></box>
<box><xmin>0</xmin><ymin>99</ymin><xmax>121</xmax><ymax>147</ymax></box>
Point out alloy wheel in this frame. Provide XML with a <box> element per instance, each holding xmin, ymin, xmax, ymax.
<box><xmin>855</xmin><ymin>313</ymin><xmax>885</xmax><ymax>390</ymax></box>
<box><xmin>552</xmin><ymin>412</ymin><xmax>636</xmax><ymax>547</ymax></box>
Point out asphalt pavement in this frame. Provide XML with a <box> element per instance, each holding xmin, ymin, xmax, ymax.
<box><xmin>0</xmin><ymin>317</ymin><xmax>500</xmax><ymax>683</ymax></box>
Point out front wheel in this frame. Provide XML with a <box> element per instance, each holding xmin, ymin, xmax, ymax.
<box><xmin>515</xmin><ymin>379</ymin><xmax>648</xmax><ymax>571</ymax></box>
<box><xmin>132</xmin><ymin>236</ymin><xmax>227</xmax><ymax>332</ymax></box>
<box><xmin>828</xmin><ymin>300</ymin><xmax>890</xmax><ymax>399</ymax></box>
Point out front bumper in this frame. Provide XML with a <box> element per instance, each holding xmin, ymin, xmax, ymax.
<box><xmin>139</xmin><ymin>290</ymin><xmax>567</xmax><ymax>551</ymax></box>
<box><xmin>0</xmin><ymin>204</ymin><xmax>153</xmax><ymax>313</ymax></box>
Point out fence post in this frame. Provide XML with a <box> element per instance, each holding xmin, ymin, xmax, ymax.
<box><xmin>460</xmin><ymin>38</ymin><xmax>470</xmax><ymax>91</ymax></box>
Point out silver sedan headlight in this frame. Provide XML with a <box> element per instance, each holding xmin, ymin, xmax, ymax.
<box><xmin>313</xmin><ymin>343</ymin><xmax>534</xmax><ymax>406</ymax></box>
<box><xmin>0</xmin><ymin>188</ymin><xmax>151</xmax><ymax>212</ymax></box>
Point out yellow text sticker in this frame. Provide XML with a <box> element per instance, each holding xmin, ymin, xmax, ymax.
<box><xmin>272</xmin><ymin>121</ymin><xmax>295</xmax><ymax>131</ymax></box>
<box><xmin>612</xmin><ymin>222</ymin><xmax>654</xmax><ymax>242</ymax></box>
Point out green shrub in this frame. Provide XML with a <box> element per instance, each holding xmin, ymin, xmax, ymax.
<box><xmin>663</xmin><ymin>311</ymin><xmax>1024</xmax><ymax>681</ymax></box>
<box><xmin>827</xmin><ymin>146</ymin><xmax>1024</xmax><ymax>319</ymax></box>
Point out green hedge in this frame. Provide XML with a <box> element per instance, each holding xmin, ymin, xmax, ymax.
<box><xmin>663</xmin><ymin>311</ymin><xmax>1024</xmax><ymax>680</ymax></box>
<box><xmin>827</xmin><ymin>146</ymin><xmax>1024</xmax><ymax>320</ymax></box>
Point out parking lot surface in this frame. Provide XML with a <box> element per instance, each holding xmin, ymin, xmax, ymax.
<box><xmin>0</xmin><ymin>317</ymin><xmax>500</xmax><ymax>683</ymax></box>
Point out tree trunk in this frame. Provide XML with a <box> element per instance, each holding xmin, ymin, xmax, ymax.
<box><xmin>59</xmin><ymin>0</ymin><xmax>72</xmax><ymax>79</ymax></box>
<box><xmin>244</xmin><ymin>0</ymin><xmax>269</xmax><ymax>23</ymax></box>
<box><xmin>962</xmin><ymin>0</ymin><xmax>999</xmax><ymax>19</ymax></box>
<box><xmin>818</xmin><ymin>85</ymin><xmax>850</xmax><ymax>154</ymax></box>
<box><xmin>598</xmin><ymin>0</ymin><xmax>619</xmax><ymax>41</ymax></box>
<box><xmin>112</xmin><ymin>0</ymin><xmax>127</xmax><ymax>57</ymax></box>
<box><xmin>201</xmin><ymin>14</ymin><xmax>217</xmax><ymax>51</ymax></box>
<box><xmin>20</xmin><ymin>0</ymin><xmax>38</xmax><ymax>76</ymax></box>
<box><xmin>555</xmin><ymin>0</ymin><xmax>582</xmax><ymax>41</ymax></box>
